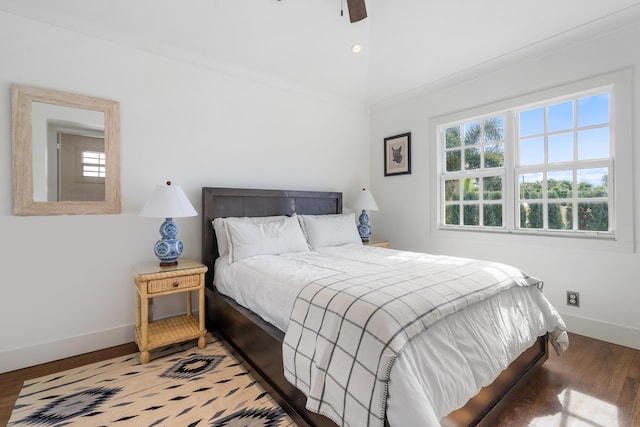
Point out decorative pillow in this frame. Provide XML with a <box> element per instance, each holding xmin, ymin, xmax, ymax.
<box><xmin>212</xmin><ymin>215</ymin><xmax>288</xmax><ymax>258</ymax></box>
<box><xmin>225</xmin><ymin>215</ymin><xmax>309</xmax><ymax>263</ymax></box>
<box><xmin>298</xmin><ymin>213</ymin><xmax>363</xmax><ymax>249</ymax></box>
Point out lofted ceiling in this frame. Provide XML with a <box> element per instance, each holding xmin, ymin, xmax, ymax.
<box><xmin>1</xmin><ymin>0</ymin><xmax>640</xmax><ymax>106</ymax></box>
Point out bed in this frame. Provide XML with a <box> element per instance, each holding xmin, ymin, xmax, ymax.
<box><xmin>201</xmin><ymin>187</ymin><xmax>568</xmax><ymax>427</ymax></box>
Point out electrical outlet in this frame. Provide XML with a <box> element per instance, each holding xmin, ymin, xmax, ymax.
<box><xmin>566</xmin><ymin>291</ymin><xmax>580</xmax><ymax>307</ymax></box>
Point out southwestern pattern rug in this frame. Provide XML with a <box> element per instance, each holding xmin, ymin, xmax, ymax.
<box><xmin>8</xmin><ymin>334</ymin><xmax>297</xmax><ymax>427</ymax></box>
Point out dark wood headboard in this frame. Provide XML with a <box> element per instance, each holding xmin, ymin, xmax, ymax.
<box><xmin>201</xmin><ymin>187</ymin><xmax>342</xmax><ymax>287</ymax></box>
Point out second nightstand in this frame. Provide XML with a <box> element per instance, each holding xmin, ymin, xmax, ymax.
<box><xmin>364</xmin><ymin>240</ymin><xmax>389</xmax><ymax>248</ymax></box>
<box><xmin>132</xmin><ymin>259</ymin><xmax>208</xmax><ymax>363</ymax></box>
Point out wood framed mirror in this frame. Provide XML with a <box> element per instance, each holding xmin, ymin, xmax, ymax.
<box><xmin>12</xmin><ymin>85</ymin><xmax>120</xmax><ymax>215</ymax></box>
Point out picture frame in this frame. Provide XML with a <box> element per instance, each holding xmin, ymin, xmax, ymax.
<box><xmin>384</xmin><ymin>132</ymin><xmax>411</xmax><ymax>176</ymax></box>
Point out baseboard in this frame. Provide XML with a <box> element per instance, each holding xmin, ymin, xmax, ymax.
<box><xmin>4</xmin><ymin>313</ymin><xmax>638</xmax><ymax>373</ymax></box>
<box><xmin>561</xmin><ymin>312</ymin><xmax>640</xmax><ymax>350</ymax></box>
<box><xmin>0</xmin><ymin>324</ymin><xmax>135</xmax><ymax>374</ymax></box>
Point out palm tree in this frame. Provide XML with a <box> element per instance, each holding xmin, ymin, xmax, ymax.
<box><xmin>445</xmin><ymin>117</ymin><xmax>504</xmax><ymax>171</ymax></box>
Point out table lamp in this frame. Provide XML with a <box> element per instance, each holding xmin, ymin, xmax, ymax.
<box><xmin>140</xmin><ymin>181</ymin><xmax>197</xmax><ymax>266</ymax></box>
<box><xmin>350</xmin><ymin>188</ymin><xmax>379</xmax><ymax>242</ymax></box>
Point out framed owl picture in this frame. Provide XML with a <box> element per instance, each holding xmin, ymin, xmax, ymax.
<box><xmin>384</xmin><ymin>132</ymin><xmax>411</xmax><ymax>176</ymax></box>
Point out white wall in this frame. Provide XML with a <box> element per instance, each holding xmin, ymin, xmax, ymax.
<box><xmin>370</xmin><ymin>18</ymin><xmax>640</xmax><ymax>350</ymax></box>
<box><xmin>0</xmin><ymin>11</ymin><xmax>369</xmax><ymax>372</ymax></box>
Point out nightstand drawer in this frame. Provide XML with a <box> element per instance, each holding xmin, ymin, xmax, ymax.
<box><xmin>148</xmin><ymin>274</ymin><xmax>200</xmax><ymax>293</ymax></box>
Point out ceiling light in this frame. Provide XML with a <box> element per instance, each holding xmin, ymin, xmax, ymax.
<box><xmin>351</xmin><ymin>44</ymin><xmax>362</xmax><ymax>54</ymax></box>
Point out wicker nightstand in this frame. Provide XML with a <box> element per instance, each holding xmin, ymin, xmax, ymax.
<box><xmin>132</xmin><ymin>259</ymin><xmax>208</xmax><ymax>363</ymax></box>
<box><xmin>364</xmin><ymin>240</ymin><xmax>389</xmax><ymax>248</ymax></box>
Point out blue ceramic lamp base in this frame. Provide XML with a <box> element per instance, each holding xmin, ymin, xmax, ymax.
<box><xmin>154</xmin><ymin>217</ymin><xmax>184</xmax><ymax>266</ymax></box>
<box><xmin>357</xmin><ymin>210</ymin><xmax>372</xmax><ymax>242</ymax></box>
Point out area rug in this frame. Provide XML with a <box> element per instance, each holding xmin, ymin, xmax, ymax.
<box><xmin>8</xmin><ymin>334</ymin><xmax>297</xmax><ymax>426</ymax></box>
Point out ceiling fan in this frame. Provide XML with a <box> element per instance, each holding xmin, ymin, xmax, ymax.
<box><xmin>277</xmin><ymin>0</ymin><xmax>367</xmax><ymax>23</ymax></box>
<box><xmin>345</xmin><ymin>0</ymin><xmax>367</xmax><ymax>23</ymax></box>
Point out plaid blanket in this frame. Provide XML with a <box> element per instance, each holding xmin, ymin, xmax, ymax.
<box><xmin>282</xmin><ymin>248</ymin><xmax>543</xmax><ymax>427</ymax></box>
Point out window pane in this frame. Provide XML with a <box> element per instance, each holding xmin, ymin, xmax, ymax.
<box><xmin>547</xmin><ymin>170</ymin><xmax>573</xmax><ymax>199</ymax></box>
<box><xmin>548</xmin><ymin>202</ymin><xmax>573</xmax><ymax>230</ymax></box>
<box><xmin>520</xmin><ymin>202</ymin><xmax>543</xmax><ymax>228</ymax></box>
<box><xmin>463</xmin><ymin>178</ymin><xmax>479</xmax><ymax>200</ymax></box>
<box><xmin>446</xmin><ymin>150</ymin><xmax>461</xmax><ymax>172</ymax></box>
<box><xmin>548</xmin><ymin>101</ymin><xmax>573</xmax><ymax>132</ymax></box>
<box><xmin>578</xmin><ymin>127</ymin><xmax>609</xmax><ymax>160</ymax></box>
<box><xmin>82</xmin><ymin>151</ymin><xmax>106</xmax><ymax>165</ymax></box>
<box><xmin>519</xmin><ymin>137</ymin><xmax>544</xmax><ymax>165</ymax></box>
<box><xmin>483</xmin><ymin>204</ymin><xmax>502</xmax><ymax>227</ymax></box>
<box><xmin>445</xmin><ymin>205</ymin><xmax>460</xmax><ymax>225</ymax></box>
<box><xmin>483</xmin><ymin>176</ymin><xmax>502</xmax><ymax>200</ymax></box>
<box><xmin>484</xmin><ymin>116</ymin><xmax>504</xmax><ymax>142</ymax></box>
<box><xmin>445</xmin><ymin>179</ymin><xmax>460</xmax><ymax>201</ymax></box>
<box><xmin>464</xmin><ymin>121</ymin><xmax>481</xmax><ymax>145</ymax></box>
<box><xmin>484</xmin><ymin>143</ymin><xmax>504</xmax><ymax>168</ymax></box>
<box><xmin>465</xmin><ymin>147</ymin><xmax>481</xmax><ymax>169</ymax></box>
<box><xmin>577</xmin><ymin>93</ymin><xmax>609</xmax><ymax>128</ymax></box>
<box><xmin>520</xmin><ymin>107</ymin><xmax>544</xmax><ymax>137</ymax></box>
<box><xmin>577</xmin><ymin>168</ymin><xmax>608</xmax><ymax>198</ymax></box>
<box><xmin>463</xmin><ymin>204</ymin><xmax>479</xmax><ymax>226</ymax></box>
<box><xmin>82</xmin><ymin>165</ymin><xmax>106</xmax><ymax>178</ymax></box>
<box><xmin>578</xmin><ymin>202</ymin><xmax>608</xmax><ymax>231</ymax></box>
<box><xmin>519</xmin><ymin>173</ymin><xmax>543</xmax><ymax>200</ymax></box>
<box><xmin>445</xmin><ymin>126</ymin><xmax>461</xmax><ymax>148</ymax></box>
<box><xmin>548</xmin><ymin>132</ymin><xmax>574</xmax><ymax>163</ymax></box>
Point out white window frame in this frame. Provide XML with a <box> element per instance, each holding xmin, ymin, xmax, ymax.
<box><xmin>431</xmin><ymin>69</ymin><xmax>634</xmax><ymax>253</ymax></box>
<box><xmin>74</xmin><ymin>148</ymin><xmax>106</xmax><ymax>184</ymax></box>
<box><xmin>514</xmin><ymin>87</ymin><xmax>614</xmax><ymax>235</ymax></box>
<box><xmin>81</xmin><ymin>150</ymin><xmax>106</xmax><ymax>179</ymax></box>
<box><xmin>439</xmin><ymin>113</ymin><xmax>512</xmax><ymax>231</ymax></box>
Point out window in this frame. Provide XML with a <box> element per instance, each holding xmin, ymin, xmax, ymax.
<box><xmin>438</xmin><ymin>88</ymin><xmax>615</xmax><ymax>238</ymax></box>
<box><xmin>81</xmin><ymin>150</ymin><xmax>106</xmax><ymax>178</ymax></box>
<box><xmin>442</xmin><ymin>116</ymin><xmax>506</xmax><ymax>228</ymax></box>
<box><xmin>516</xmin><ymin>93</ymin><xmax>611</xmax><ymax>233</ymax></box>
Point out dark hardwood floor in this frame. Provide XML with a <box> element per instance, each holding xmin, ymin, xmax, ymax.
<box><xmin>1</xmin><ymin>332</ymin><xmax>638</xmax><ymax>427</ymax></box>
<box><xmin>490</xmin><ymin>333</ymin><xmax>640</xmax><ymax>426</ymax></box>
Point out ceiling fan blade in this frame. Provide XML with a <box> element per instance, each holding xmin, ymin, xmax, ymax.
<box><xmin>346</xmin><ymin>0</ymin><xmax>367</xmax><ymax>23</ymax></box>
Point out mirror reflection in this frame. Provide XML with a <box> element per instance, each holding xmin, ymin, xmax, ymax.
<box><xmin>31</xmin><ymin>102</ymin><xmax>106</xmax><ymax>202</ymax></box>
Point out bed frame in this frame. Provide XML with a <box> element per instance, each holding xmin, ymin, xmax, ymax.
<box><xmin>201</xmin><ymin>187</ymin><xmax>548</xmax><ymax>427</ymax></box>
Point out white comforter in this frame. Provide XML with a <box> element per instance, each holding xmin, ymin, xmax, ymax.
<box><xmin>214</xmin><ymin>245</ymin><xmax>568</xmax><ymax>426</ymax></box>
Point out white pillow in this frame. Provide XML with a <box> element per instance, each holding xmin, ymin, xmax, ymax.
<box><xmin>212</xmin><ymin>215</ymin><xmax>288</xmax><ymax>258</ymax></box>
<box><xmin>225</xmin><ymin>215</ymin><xmax>309</xmax><ymax>263</ymax></box>
<box><xmin>212</xmin><ymin>218</ymin><xmax>230</xmax><ymax>257</ymax></box>
<box><xmin>298</xmin><ymin>213</ymin><xmax>363</xmax><ymax>249</ymax></box>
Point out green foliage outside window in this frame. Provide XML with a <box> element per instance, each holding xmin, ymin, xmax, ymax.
<box><xmin>578</xmin><ymin>203</ymin><xmax>608</xmax><ymax>231</ymax></box>
<box><xmin>519</xmin><ymin>180</ymin><xmax>608</xmax><ymax>231</ymax></box>
<box><xmin>463</xmin><ymin>205</ymin><xmax>479</xmax><ymax>226</ymax></box>
<box><xmin>445</xmin><ymin>205</ymin><xmax>460</xmax><ymax>225</ymax></box>
<box><xmin>483</xmin><ymin>204</ymin><xmax>502</xmax><ymax>227</ymax></box>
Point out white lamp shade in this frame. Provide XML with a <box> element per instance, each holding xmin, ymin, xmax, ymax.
<box><xmin>140</xmin><ymin>182</ymin><xmax>197</xmax><ymax>218</ymax></box>
<box><xmin>350</xmin><ymin>188</ymin><xmax>379</xmax><ymax>211</ymax></box>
